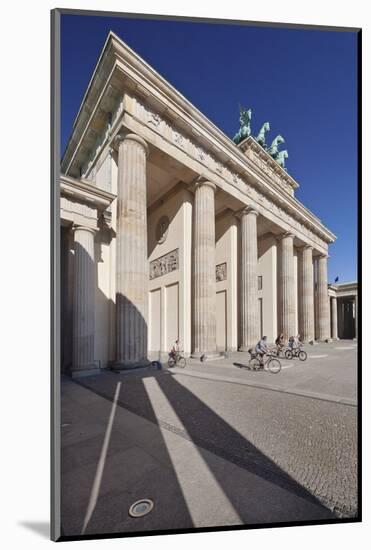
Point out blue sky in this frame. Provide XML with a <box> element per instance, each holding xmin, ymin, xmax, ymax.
<box><xmin>61</xmin><ymin>14</ymin><xmax>358</xmax><ymax>282</ymax></box>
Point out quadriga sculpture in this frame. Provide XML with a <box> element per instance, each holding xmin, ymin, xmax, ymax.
<box><xmin>255</xmin><ymin>122</ymin><xmax>270</xmax><ymax>148</ymax></box>
<box><xmin>267</xmin><ymin>135</ymin><xmax>285</xmax><ymax>159</ymax></box>
<box><xmin>275</xmin><ymin>149</ymin><xmax>288</xmax><ymax>169</ymax></box>
<box><xmin>233</xmin><ymin>106</ymin><xmax>252</xmax><ymax>144</ymax></box>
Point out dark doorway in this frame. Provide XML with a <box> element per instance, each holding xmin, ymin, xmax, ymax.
<box><xmin>338</xmin><ymin>298</ymin><xmax>355</xmax><ymax>339</ymax></box>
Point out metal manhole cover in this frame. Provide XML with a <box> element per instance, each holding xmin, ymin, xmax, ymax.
<box><xmin>128</xmin><ymin>499</ymin><xmax>154</xmax><ymax>518</ymax></box>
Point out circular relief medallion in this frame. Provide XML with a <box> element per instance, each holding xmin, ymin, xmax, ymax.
<box><xmin>156</xmin><ymin>215</ymin><xmax>169</xmax><ymax>244</ymax></box>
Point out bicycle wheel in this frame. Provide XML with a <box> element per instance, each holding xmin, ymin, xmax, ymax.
<box><xmin>285</xmin><ymin>349</ymin><xmax>293</xmax><ymax>360</ymax></box>
<box><xmin>168</xmin><ymin>357</ymin><xmax>175</xmax><ymax>368</ymax></box>
<box><xmin>298</xmin><ymin>350</ymin><xmax>307</xmax><ymax>361</ymax></box>
<box><xmin>249</xmin><ymin>357</ymin><xmax>261</xmax><ymax>370</ymax></box>
<box><xmin>177</xmin><ymin>357</ymin><xmax>186</xmax><ymax>368</ymax></box>
<box><xmin>268</xmin><ymin>358</ymin><xmax>281</xmax><ymax>374</ymax></box>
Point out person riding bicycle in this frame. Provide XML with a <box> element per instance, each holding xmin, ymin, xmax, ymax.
<box><xmin>275</xmin><ymin>333</ymin><xmax>284</xmax><ymax>353</ymax></box>
<box><xmin>170</xmin><ymin>339</ymin><xmax>180</xmax><ymax>361</ymax></box>
<box><xmin>255</xmin><ymin>336</ymin><xmax>269</xmax><ymax>364</ymax></box>
<box><xmin>288</xmin><ymin>334</ymin><xmax>302</xmax><ymax>356</ymax></box>
<box><xmin>293</xmin><ymin>334</ymin><xmax>302</xmax><ymax>349</ymax></box>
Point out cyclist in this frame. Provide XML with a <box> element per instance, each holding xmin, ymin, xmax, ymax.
<box><xmin>275</xmin><ymin>333</ymin><xmax>284</xmax><ymax>354</ymax></box>
<box><xmin>293</xmin><ymin>334</ymin><xmax>302</xmax><ymax>350</ymax></box>
<box><xmin>255</xmin><ymin>336</ymin><xmax>269</xmax><ymax>364</ymax></box>
<box><xmin>170</xmin><ymin>339</ymin><xmax>180</xmax><ymax>362</ymax></box>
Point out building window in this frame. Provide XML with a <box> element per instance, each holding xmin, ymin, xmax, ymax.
<box><xmin>258</xmin><ymin>275</ymin><xmax>263</xmax><ymax>290</ymax></box>
<box><xmin>258</xmin><ymin>298</ymin><xmax>263</xmax><ymax>338</ymax></box>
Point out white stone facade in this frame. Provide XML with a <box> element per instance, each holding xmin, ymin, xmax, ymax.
<box><xmin>60</xmin><ymin>31</ymin><xmax>339</xmax><ymax>376</ymax></box>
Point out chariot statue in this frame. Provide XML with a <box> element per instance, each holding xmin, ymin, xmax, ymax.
<box><xmin>255</xmin><ymin>122</ymin><xmax>270</xmax><ymax>149</ymax></box>
<box><xmin>267</xmin><ymin>135</ymin><xmax>285</xmax><ymax>159</ymax></box>
<box><xmin>275</xmin><ymin>149</ymin><xmax>288</xmax><ymax>169</ymax></box>
<box><xmin>233</xmin><ymin>105</ymin><xmax>252</xmax><ymax>144</ymax></box>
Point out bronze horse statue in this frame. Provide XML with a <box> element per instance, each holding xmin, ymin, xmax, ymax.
<box><xmin>233</xmin><ymin>106</ymin><xmax>252</xmax><ymax>144</ymax></box>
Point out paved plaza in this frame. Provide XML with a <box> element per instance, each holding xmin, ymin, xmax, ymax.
<box><xmin>60</xmin><ymin>341</ymin><xmax>358</xmax><ymax>537</ymax></box>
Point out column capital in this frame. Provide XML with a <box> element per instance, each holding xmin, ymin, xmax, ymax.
<box><xmin>277</xmin><ymin>231</ymin><xmax>295</xmax><ymax>242</ymax></box>
<box><xmin>302</xmin><ymin>244</ymin><xmax>314</xmax><ymax>251</ymax></box>
<box><xmin>113</xmin><ymin>131</ymin><xmax>149</xmax><ymax>157</ymax></box>
<box><xmin>194</xmin><ymin>176</ymin><xmax>216</xmax><ymax>193</ymax></box>
<box><xmin>72</xmin><ymin>224</ymin><xmax>97</xmax><ymax>236</ymax></box>
<box><xmin>318</xmin><ymin>253</ymin><xmax>329</xmax><ymax>260</ymax></box>
<box><xmin>237</xmin><ymin>206</ymin><xmax>258</xmax><ymax>219</ymax></box>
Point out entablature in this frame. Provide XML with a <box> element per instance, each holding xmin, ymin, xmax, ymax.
<box><xmin>61</xmin><ymin>31</ymin><xmax>336</xmax><ymax>252</ymax></box>
<box><xmin>60</xmin><ymin>174</ymin><xmax>116</xmax><ymax>229</ymax></box>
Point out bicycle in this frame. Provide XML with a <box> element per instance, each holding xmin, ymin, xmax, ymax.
<box><xmin>248</xmin><ymin>351</ymin><xmax>281</xmax><ymax>374</ymax></box>
<box><xmin>285</xmin><ymin>346</ymin><xmax>307</xmax><ymax>361</ymax></box>
<box><xmin>168</xmin><ymin>350</ymin><xmax>186</xmax><ymax>368</ymax></box>
<box><xmin>271</xmin><ymin>345</ymin><xmax>287</xmax><ymax>358</ymax></box>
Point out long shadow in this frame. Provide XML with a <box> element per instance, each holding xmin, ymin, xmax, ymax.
<box><xmin>61</xmin><ymin>374</ymin><xmax>194</xmax><ymax>538</ymax></box>
<box><xmin>233</xmin><ymin>361</ymin><xmax>254</xmax><ymax>371</ymax></box>
<box><xmin>74</xmin><ymin>368</ymin><xmax>337</xmax><ymax>532</ymax></box>
<box><xmin>156</xmin><ymin>372</ymin><xmax>336</xmax><ymax>521</ymax></box>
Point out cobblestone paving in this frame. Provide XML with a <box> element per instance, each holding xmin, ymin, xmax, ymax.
<box><xmin>165</xmin><ymin>374</ymin><xmax>358</xmax><ymax>518</ymax></box>
<box><xmin>78</xmin><ymin>366</ymin><xmax>358</xmax><ymax>519</ymax></box>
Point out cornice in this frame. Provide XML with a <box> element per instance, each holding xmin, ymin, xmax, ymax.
<box><xmin>238</xmin><ymin>136</ymin><xmax>299</xmax><ymax>191</ymax></box>
<box><xmin>60</xmin><ymin>174</ymin><xmax>116</xmax><ymax>210</ymax></box>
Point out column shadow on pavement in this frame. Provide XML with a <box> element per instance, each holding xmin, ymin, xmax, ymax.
<box><xmin>60</xmin><ymin>373</ymin><xmax>194</xmax><ymax>538</ymax></box>
<box><xmin>61</xmin><ymin>367</ymin><xmax>339</xmax><ymax>539</ymax></box>
<box><xmin>156</xmin><ymin>372</ymin><xmax>336</xmax><ymax>521</ymax></box>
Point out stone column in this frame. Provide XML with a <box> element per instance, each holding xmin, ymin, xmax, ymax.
<box><xmin>316</xmin><ymin>254</ymin><xmax>331</xmax><ymax>341</ymax></box>
<box><xmin>192</xmin><ymin>178</ymin><xmax>218</xmax><ymax>358</ymax></box>
<box><xmin>338</xmin><ymin>300</ymin><xmax>344</xmax><ymax>339</ymax></box>
<box><xmin>72</xmin><ymin>225</ymin><xmax>97</xmax><ymax>377</ymax></box>
<box><xmin>331</xmin><ymin>296</ymin><xmax>338</xmax><ymax>340</ymax></box>
<box><xmin>298</xmin><ymin>245</ymin><xmax>315</xmax><ymax>342</ymax></box>
<box><xmin>115</xmin><ymin>132</ymin><xmax>150</xmax><ymax>369</ymax></box>
<box><xmin>239</xmin><ymin>207</ymin><xmax>259</xmax><ymax>350</ymax></box>
<box><xmin>278</xmin><ymin>233</ymin><xmax>296</xmax><ymax>340</ymax></box>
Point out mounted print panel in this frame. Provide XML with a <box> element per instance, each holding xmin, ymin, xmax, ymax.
<box><xmin>51</xmin><ymin>8</ymin><xmax>360</xmax><ymax>542</ymax></box>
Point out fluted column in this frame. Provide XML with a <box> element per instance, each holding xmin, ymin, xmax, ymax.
<box><xmin>278</xmin><ymin>233</ymin><xmax>296</xmax><ymax>340</ymax></box>
<box><xmin>115</xmin><ymin>132</ymin><xmax>150</xmax><ymax>369</ymax></box>
<box><xmin>331</xmin><ymin>297</ymin><xmax>338</xmax><ymax>340</ymax></box>
<box><xmin>316</xmin><ymin>254</ymin><xmax>331</xmax><ymax>341</ymax></box>
<box><xmin>72</xmin><ymin>225</ymin><xmax>97</xmax><ymax>377</ymax></box>
<box><xmin>192</xmin><ymin>178</ymin><xmax>217</xmax><ymax>357</ymax></box>
<box><xmin>239</xmin><ymin>207</ymin><xmax>259</xmax><ymax>350</ymax></box>
<box><xmin>299</xmin><ymin>245</ymin><xmax>315</xmax><ymax>342</ymax></box>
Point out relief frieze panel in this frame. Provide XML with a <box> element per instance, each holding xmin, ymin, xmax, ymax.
<box><xmin>150</xmin><ymin>248</ymin><xmax>179</xmax><ymax>280</ymax></box>
<box><xmin>216</xmin><ymin>262</ymin><xmax>227</xmax><ymax>282</ymax></box>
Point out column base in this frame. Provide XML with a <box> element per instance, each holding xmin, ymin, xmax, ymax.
<box><xmin>111</xmin><ymin>358</ymin><xmax>151</xmax><ymax>371</ymax></box>
<box><xmin>238</xmin><ymin>346</ymin><xmax>254</xmax><ymax>352</ymax></box>
<box><xmin>317</xmin><ymin>338</ymin><xmax>333</xmax><ymax>343</ymax></box>
<box><xmin>70</xmin><ymin>365</ymin><xmax>100</xmax><ymax>378</ymax></box>
<box><xmin>190</xmin><ymin>351</ymin><xmax>223</xmax><ymax>362</ymax></box>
